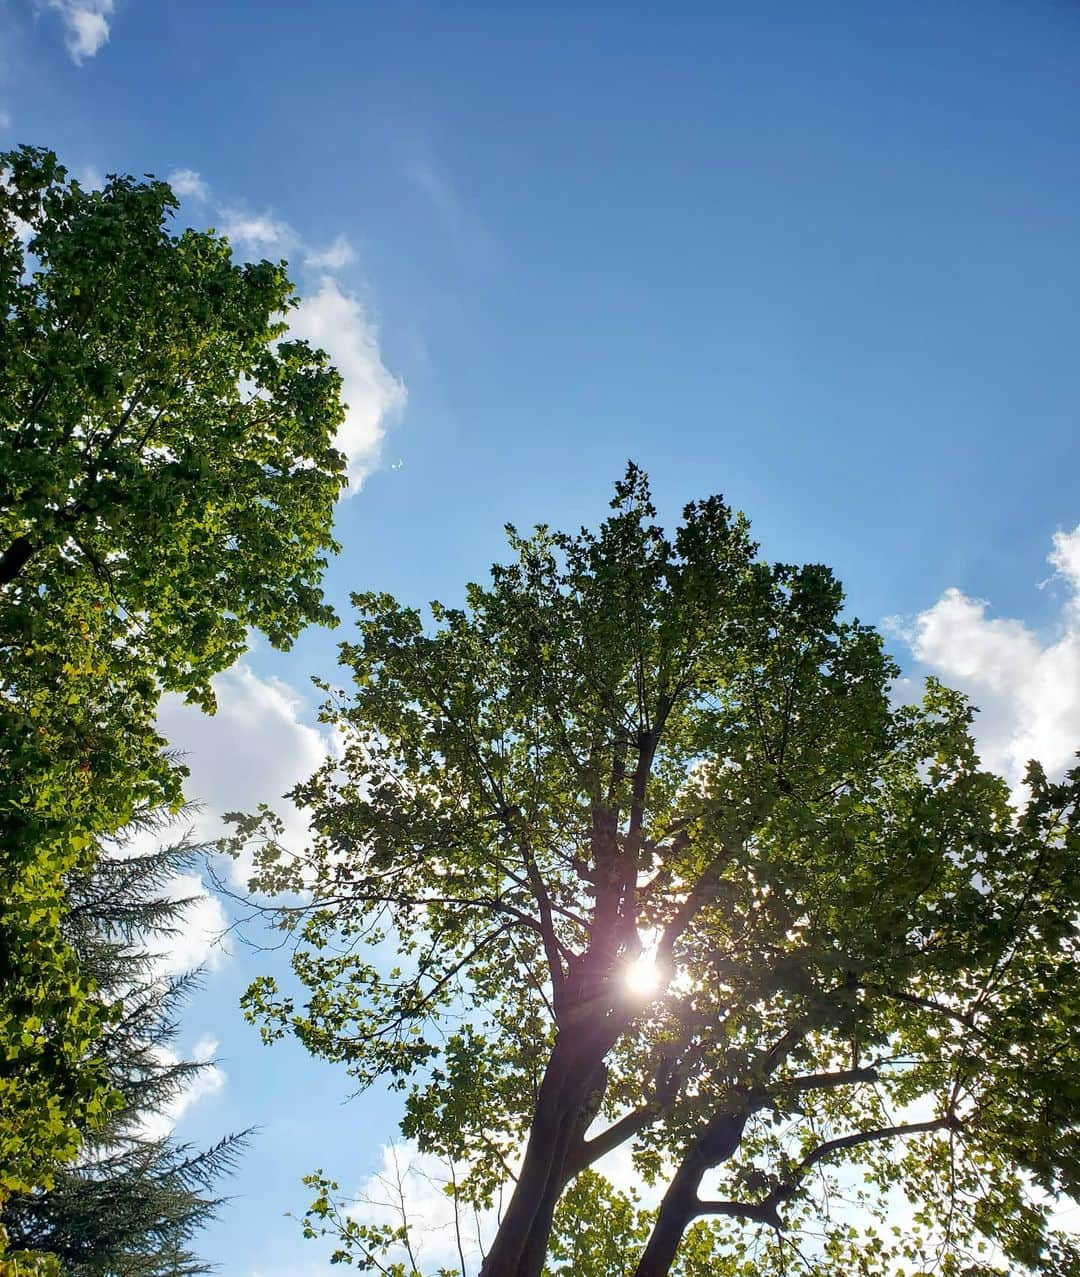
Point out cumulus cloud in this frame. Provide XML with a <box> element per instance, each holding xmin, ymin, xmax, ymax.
<box><xmin>157</xmin><ymin>663</ymin><xmax>337</xmax><ymax>887</ymax></box>
<box><xmin>140</xmin><ymin>1034</ymin><xmax>226</xmax><ymax>1142</ymax></box>
<box><xmin>40</xmin><ymin>0</ymin><xmax>115</xmax><ymax>63</ymax></box>
<box><xmin>904</xmin><ymin>522</ymin><xmax>1080</xmax><ymax>786</ymax></box>
<box><xmin>103</xmin><ymin>828</ymin><xmax>230</xmax><ymax>978</ymax></box>
<box><xmin>198</xmin><ymin>197</ymin><xmax>405</xmax><ymax>488</ymax></box>
<box><xmin>288</xmin><ymin>275</ymin><xmax>406</xmax><ymax>489</ymax></box>
<box><xmin>100</xmin><ymin>810</ymin><xmax>231</xmax><ymax>978</ymax></box>
<box><xmin>167</xmin><ymin>167</ymin><xmax>209</xmax><ymax>202</ymax></box>
<box><xmin>150</xmin><ymin>872</ymin><xmax>230</xmax><ymax>977</ymax></box>
<box><xmin>130</xmin><ymin>663</ymin><xmax>336</xmax><ymax>973</ymax></box>
<box><xmin>2</xmin><ymin>186</ymin><xmax>34</xmax><ymax>244</ymax></box>
<box><xmin>305</xmin><ymin>234</ymin><xmax>356</xmax><ymax>270</ymax></box>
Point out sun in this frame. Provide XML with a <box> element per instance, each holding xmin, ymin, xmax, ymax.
<box><xmin>624</xmin><ymin>950</ymin><xmax>663</xmax><ymax>996</ymax></box>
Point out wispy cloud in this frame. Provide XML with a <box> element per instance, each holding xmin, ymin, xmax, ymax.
<box><xmin>40</xmin><ymin>0</ymin><xmax>115</xmax><ymax>63</ymax></box>
<box><xmin>167</xmin><ymin>167</ymin><xmax>209</xmax><ymax>203</ymax></box>
<box><xmin>401</xmin><ymin>142</ymin><xmax>495</xmax><ymax>263</ymax></box>
<box><xmin>140</xmin><ymin>1035</ymin><xmax>226</xmax><ymax>1141</ymax></box>
<box><xmin>404</xmin><ymin>154</ymin><xmax>463</xmax><ymax>231</ymax></box>
<box><xmin>74</xmin><ymin>162</ymin><xmax>104</xmax><ymax>190</ymax></box>
<box><xmin>900</xmin><ymin>522</ymin><xmax>1080</xmax><ymax>787</ymax></box>
<box><xmin>217</xmin><ymin>206</ymin><xmax>297</xmax><ymax>255</ymax></box>
<box><xmin>305</xmin><ymin>233</ymin><xmax>356</xmax><ymax>270</ymax></box>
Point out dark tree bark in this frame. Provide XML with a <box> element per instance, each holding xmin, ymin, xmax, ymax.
<box><xmin>631</xmin><ymin>1111</ymin><xmax>748</xmax><ymax>1277</ymax></box>
<box><xmin>479</xmin><ymin>1026</ymin><xmax>613</xmax><ymax>1277</ymax></box>
<box><xmin>0</xmin><ymin>535</ymin><xmax>35</xmax><ymax>585</ymax></box>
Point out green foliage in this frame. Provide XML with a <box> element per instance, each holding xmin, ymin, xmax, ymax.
<box><xmin>240</xmin><ymin>467</ymin><xmax>1080</xmax><ymax>1276</ymax></box>
<box><xmin>300</xmin><ymin>1170</ymin><xmax>422</xmax><ymax>1275</ymax></box>
<box><xmin>0</xmin><ymin>1225</ymin><xmax>61</xmax><ymax>1277</ymax></box>
<box><xmin>0</xmin><ymin>145</ymin><xmax>345</xmax><ymax>1196</ymax></box>
<box><xmin>546</xmin><ymin>1172</ymin><xmax>734</xmax><ymax>1276</ymax></box>
<box><xmin>299</xmin><ymin>1167</ymin><xmax>461</xmax><ymax>1277</ymax></box>
<box><xmin>1</xmin><ymin>818</ymin><xmax>247</xmax><ymax>1276</ymax></box>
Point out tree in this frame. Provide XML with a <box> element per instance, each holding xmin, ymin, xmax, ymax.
<box><xmin>2</xmin><ymin>817</ymin><xmax>247</xmax><ymax>1276</ymax></box>
<box><xmin>0</xmin><ymin>144</ymin><xmax>345</xmax><ymax>1194</ymax></box>
<box><xmin>239</xmin><ymin>467</ymin><xmax>1080</xmax><ymax>1276</ymax></box>
<box><xmin>544</xmin><ymin>1171</ymin><xmax>731</xmax><ymax>1276</ymax></box>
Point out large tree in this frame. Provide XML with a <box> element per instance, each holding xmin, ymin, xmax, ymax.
<box><xmin>0</xmin><ymin>145</ymin><xmax>345</xmax><ymax>1195</ymax></box>
<box><xmin>2</xmin><ymin>818</ymin><xmax>247</xmax><ymax>1277</ymax></box>
<box><xmin>241</xmin><ymin>467</ymin><xmax>1080</xmax><ymax>1276</ymax></box>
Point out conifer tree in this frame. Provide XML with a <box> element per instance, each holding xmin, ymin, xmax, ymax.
<box><xmin>2</xmin><ymin>815</ymin><xmax>245</xmax><ymax>1276</ymax></box>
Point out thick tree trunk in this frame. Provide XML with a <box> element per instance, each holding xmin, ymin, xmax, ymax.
<box><xmin>478</xmin><ymin>1029</ymin><xmax>609</xmax><ymax>1277</ymax></box>
<box><xmin>632</xmin><ymin>1180</ymin><xmax>696</xmax><ymax>1277</ymax></box>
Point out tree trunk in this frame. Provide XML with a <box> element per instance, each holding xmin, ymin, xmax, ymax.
<box><xmin>0</xmin><ymin>536</ymin><xmax>36</xmax><ymax>586</ymax></box>
<box><xmin>632</xmin><ymin>1181</ymin><xmax>695</xmax><ymax>1277</ymax></box>
<box><xmin>478</xmin><ymin>1029</ymin><xmax>609</xmax><ymax>1277</ymax></box>
<box><xmin>631</xmin><ymin>1111</ymin><xmax>748</xmax><ymax>1277</ymax></box>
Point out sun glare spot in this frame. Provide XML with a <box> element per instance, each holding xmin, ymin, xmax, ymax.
<box><xmin>624</xmin><ymin>951</ymin><xmax>662</xmax><ymax>996</ymax></box>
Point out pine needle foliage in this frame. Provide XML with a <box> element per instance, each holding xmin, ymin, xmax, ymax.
<box><xmin>2</xmin><ymin>813</ymin><xmax>247</xmax><ymax>1277</ymax></box>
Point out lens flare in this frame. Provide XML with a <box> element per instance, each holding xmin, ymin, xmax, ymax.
<box><xmin>624</xmin><ymin>951</ymin><xmax>662</xmax><ymax>996</ymax></box>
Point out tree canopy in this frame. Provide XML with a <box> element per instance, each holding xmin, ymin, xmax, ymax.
<box><xmin>0</xmin><ymin>145</ymin><xmax>346</xmax><ymax>1196</ymax></box>
<box><xmin>242</xmin><ymin>467</ymin><xmax>1080</xmax><ymax>1276</ymax></box>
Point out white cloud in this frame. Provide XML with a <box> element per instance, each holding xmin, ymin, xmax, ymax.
<box><xmin>288</xmin><ymin>276</ymin><xmax>406</xmax><ymax>490</ymax></box>
<box><xmin>41</xmin><ymin>0</ymin><xmax>115</xmax><ymax>63</ymax></box>
<box><xmin>5</xmin><ymin>207</ymin><xmax>34</xmax><ymax>245</ymax></box>
<box><xmin>74</xmin><ymin>163</ymin><xmax>104</xmax><ymax>190</ymax></box>
<box><xmin>145</xmin><ymin>658</ymin><xmax>360</xmax><ymax>972</ymax></box>
<box><xmin>140</xmin><ymin>1034</ymin><xmax>226</xmax><ymax>1142</ymax></box>
<box><xmin>305</xmin><ymin>234</ymin><xmax>356</xmax><ymax>270</ymax></box>
<box><xmin>207</xmin><ymin>201</ymin><xmax>404</xmax><ymax>488</ymax></box>
<box><xmin>348</xmin><ymin>1136</ymin><xmax>652</xmax><ymax>1274</ymax></box>
<box><xmin>104</xmin><ymin>824</ymin><xmax>231</xmax><ymax>976</ymax></box>
<box><xmin>1050</xmin><ymin>524</ymin><xmax>1080</xmax><ymax>592</ymax></box>
<box><xmin>906</xmin><ymin>522</ymin><xmax>1080</xmax><ymax>786</ymax></box>
<box><xmin>151</xmin><ymin>871</ymin><xmax>230</xmax><ymax>977</ymax></box>
<box><xmin>167</xmin><ymin>167</ymin><xmax>209</xmax><ymax>203</ymax></box>
<box><xmin>157</xmin><ymin>663</ymin><xmax>336</xmax><ymax>886</ymax></box>
<box><xmin>0</xmin><ymin>110</ymin><xmax>11</xmax><ymax>131</ymax></box>
<box><xmin>217</xmin><ymin>206</ymin><xmax>296</xmax><ymax>255</ymax></box>
<box><xmin>349</xmin><ymin>1143</ymin><xmax>495</xmax><ymax>1275</ymax></box>
<box><xmin>115</xmin><ymin>666</ymin><xmax>338</xmax><ymax>1122</ymax></box>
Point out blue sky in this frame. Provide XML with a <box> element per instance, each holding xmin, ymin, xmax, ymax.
<box><xmin>6</xmin><ymin>2</ymin><xmax>1080</xmax><ymax>1273</ymax></box>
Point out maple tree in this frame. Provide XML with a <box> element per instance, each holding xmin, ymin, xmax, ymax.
<box><xmin>0</xmin><ymin>144</ymin><xmax>345</xmax><ymax>1199</ymax></box>
<box><xmin>241</xmin><ymin>468</ymin><xmax>1077</xmax><ymax>1275</ymax></box>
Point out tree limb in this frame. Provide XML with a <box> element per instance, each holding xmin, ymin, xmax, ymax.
<box><xmin>695</xmin><ymin>1115</ymin><xmax>957</xmax><ymax>1234</ymax></box>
